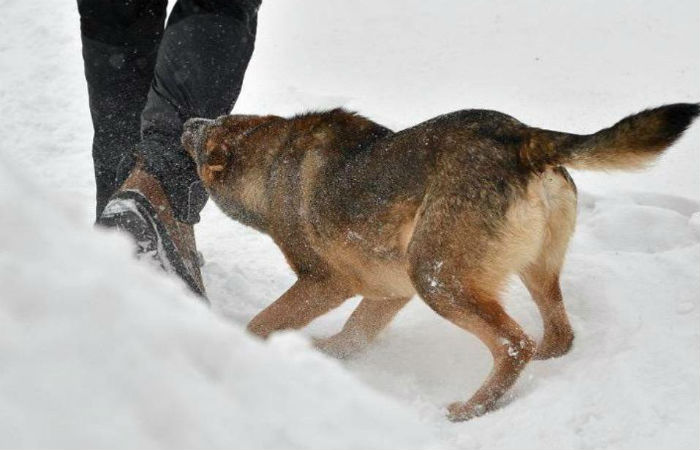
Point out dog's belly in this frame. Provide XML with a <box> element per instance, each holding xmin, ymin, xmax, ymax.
<box><xmin>355</xmin><ymin>260</ymin><xmax>416</xmax><ymax>299</ymax></box>
<box><xmin>327</xmin><ymin>245</ymin><xmax>416</xmax><ymax>299</ymax></box>
<box><xmin>319</xmin><ymin>217</ymin><xmax>419</xmax><ymax>299</ymax></box>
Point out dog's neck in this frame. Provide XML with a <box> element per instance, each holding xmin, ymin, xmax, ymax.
<box><xmin>225</xmin><ymin>170</ymin><xmax>270</xmax><ymax>232</ymax></box>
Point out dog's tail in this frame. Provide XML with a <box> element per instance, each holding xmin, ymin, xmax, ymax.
<box><xmin>520</xmin><ymin>103</ymin><xmax>699</xmax><ymax>171</ymax></box>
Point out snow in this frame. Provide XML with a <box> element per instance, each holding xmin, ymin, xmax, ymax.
<box><xmin>0</xmin><ymin>160</ymin><xmax>436</xmax><ymax>449</ymax></box>
<box><xmin>0</xmin><ymin>0</ymin><xmax>698</xmax><ymax>449</ymax></box>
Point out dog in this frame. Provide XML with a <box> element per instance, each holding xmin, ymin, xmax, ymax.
<box><xmin>182</xmin><ymin>103</ymin><xmax>698</xmax><ymax>421</ymax></box>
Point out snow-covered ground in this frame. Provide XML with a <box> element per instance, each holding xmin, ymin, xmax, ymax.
<box><xmin>1</xmin><ymin>0</ymin><xmax>698</xmax><ymax>449</ymax></box>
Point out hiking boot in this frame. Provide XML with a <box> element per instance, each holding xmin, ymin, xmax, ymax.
<box><xmin>97</xmin><ymin>166</ymin><xmax>207</xmax><ymax>299</ymax></box>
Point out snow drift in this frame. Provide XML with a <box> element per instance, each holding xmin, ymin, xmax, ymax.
<box><xmin>0</xmin><ymin>159</ymin><xmax>437</xmax><ymax>449</ymax></box>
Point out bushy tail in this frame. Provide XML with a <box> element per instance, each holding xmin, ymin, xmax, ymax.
<box><xmin>520</xmin><ymin>103</ymin><xmax>699</xmax><ymax>171</ymax></box>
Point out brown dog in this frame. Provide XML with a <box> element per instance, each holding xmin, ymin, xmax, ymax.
<box><xmin>182</xmin><ymin>103</ymin><xmax>698</xmax><ymax>421</ymax></box>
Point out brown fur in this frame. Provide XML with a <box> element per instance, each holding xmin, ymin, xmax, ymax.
<box><xmin>181</xmin><ymin>103</ymin><xmax>698</xmax><ymax>421</ymax></box>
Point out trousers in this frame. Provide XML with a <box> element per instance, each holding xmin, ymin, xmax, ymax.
<box><xmin>78</xmin><ymin>0</ymin><xmax>260</xmax><ymax>222</ymax></box>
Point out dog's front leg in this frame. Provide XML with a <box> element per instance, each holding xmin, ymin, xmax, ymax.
<box><xmin>314</xmin><ymin>296</ymin><xmax>411</xmax><ymax>358</ymax></box>
<box><xmin>247</xmin><ymin>277</ymin><xmax>351</xmax><ymax>339</ymax></box>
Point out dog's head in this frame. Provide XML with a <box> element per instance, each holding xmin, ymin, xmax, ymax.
<box><xmin>182</xmin><ymin>114</ymin><xmax>281</xmax><ymax>187</ymax></box>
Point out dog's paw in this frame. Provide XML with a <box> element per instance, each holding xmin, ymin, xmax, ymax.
<box><xmin>246</xmin><ymin>317</ymin><xmax>273</xmax><ymax>339</ymax></box>
<box><xmin>534</xmin><ymin>330</ymin><xmax>574</xmax><ymax>360</ymax></box>
<box><xmin>446</xmin><ymin>401</ymin><xmax>488</xmax><ymax>422</ymax></box>
<box><xmin>312</xmin><ymin>336</ymin><xmax>357</xmax><ymax>359</ymax></box>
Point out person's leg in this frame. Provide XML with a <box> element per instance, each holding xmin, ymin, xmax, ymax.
<box><xmin>97</xmin><ymin>0</ymin><xmax>261</xmax><ymax>297</ymax></box>
<box><xmin>137</xmin><ymin>0</ymin><xmax>260</xmax><ymax>224</ymax></box>
<box><xmin>78</xmin><ymin>0</ymin><xmax>168</xmax><ymax>219</ymax></box>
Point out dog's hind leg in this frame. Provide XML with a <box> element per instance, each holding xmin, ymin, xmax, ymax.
<box><xmin>407</xmin><ymin>203</ymin><xmax>537</xmax><ymax>421</ymax></box>
<box><xmin>410</xmin><ymin>260</ymin><xmax>535</xmax><ymax>421</ymax></box>
<box><xmin>520</xmin><ymin>169</ymin><xmax>577</xmax><ymax>359</ymax></box>
<box><xmin>247</xmin><ymin>277</ymin><xmax>351</xmax><ymax>339</ymax></box>
<box><xmin>314</xmin><ymin>296</ymin><xmax>411</xmax><ymax>358</ymax></box>
<box><xmin>520</xmin><ymin>269</ymin><xmax>573</xmax><ymax>359</ymax></box>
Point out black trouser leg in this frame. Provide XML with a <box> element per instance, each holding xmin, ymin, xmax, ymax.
<box><xmin>138</xmin><ymin>0</ymin><xmax>259</xmax><ymax>223</ymax></box>
<box><xmin>79</xmin><ymin>0</ymin><xmax>260</xmax><ymax>223</ymax></box>
<box><xmin>78</xmin><ymin>0</ymin><xmax>167</xmax><ymax>219</ymax></box>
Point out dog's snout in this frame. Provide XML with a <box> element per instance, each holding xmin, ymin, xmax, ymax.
<box><xmin>182</xmin><ymin>118</ymin><xmax>215</xmax><ymax>154</ymax></box>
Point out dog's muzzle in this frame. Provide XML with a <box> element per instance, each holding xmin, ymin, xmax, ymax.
<box><xmin>182</xmin><ymin>118</ymin><xmax>215</xmax><ymax>155</ymax></box>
